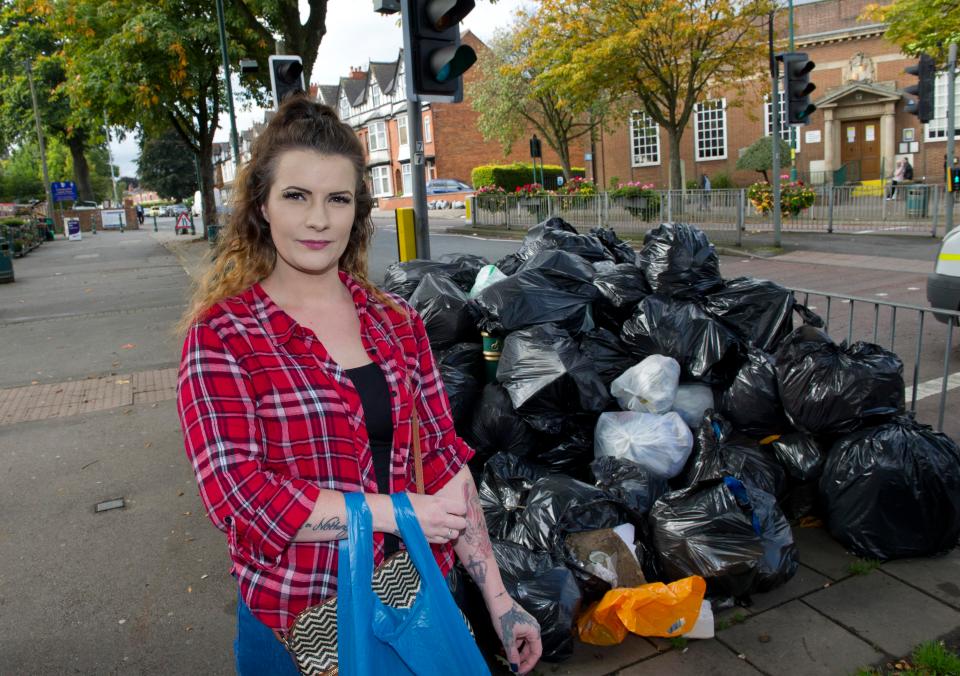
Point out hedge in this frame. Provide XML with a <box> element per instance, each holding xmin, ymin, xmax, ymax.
<box><xmin>471</xmin><ymin>162</ymin><xmax>586</xmax><ymax>192</ymax></box>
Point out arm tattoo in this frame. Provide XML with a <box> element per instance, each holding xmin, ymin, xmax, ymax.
<box><xmin>302</xmin><ymin>516</ymin><xmax>348</xmax><ymax>539</ymax></box>
<box><xmin>464</xmin><ymin>554</ymin><xmax>488</xmax><ymax>585</ymax></box>
<box><xmin>462</xmin><ymin>482</ymin><xmax>494</xmax><ymax>559</ymax></box>
<box><xmin>498</xmin><ymin>603</ymin><xmax>539</xmax><ymax>649</ymax></box>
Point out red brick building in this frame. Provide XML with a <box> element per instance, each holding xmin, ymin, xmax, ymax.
<box><xmin>314</xmin><ymin>31</ymin><xmax>585</xmax><ymax>209</ymax></box>
<box><xmin>591</xmin><ymin>0</ymin><xmax>959</xmax><ymax>189</ymax></box>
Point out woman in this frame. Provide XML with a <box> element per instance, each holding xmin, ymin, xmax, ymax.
<box><xmin>177</xmin><ymin>94</ymin><xmax>541</xmax><ymax>675</ymax></box>
<box><xmin>888</xmin><ymin>158</ymin><xmax>906</xmax><ymax>200</ymax></box>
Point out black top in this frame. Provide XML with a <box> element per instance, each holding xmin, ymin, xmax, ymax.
<box><xmin>343</xmin><ymin>362</ymin><xmax>400</xmax><ymax>557</ymax></box>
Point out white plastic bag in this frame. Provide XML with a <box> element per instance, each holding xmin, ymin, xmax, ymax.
<box><xmin>610</xmin><ymin>355</ymin><xmax>681</xmax><ymax>414</ymax></box>
<box><xmin>468</xmin><ymin>264</ymin><xmax>508</xmax><ymax>298</ymax></box>
<box><xmin>672</xmin><ymin>384</ymin><xmax>715</xmax><ymax>429</ymax></box>
<box><xmin>594</xmin><ymin>411</ymin><xmax>694</xmax><ymax>479</ymax></box>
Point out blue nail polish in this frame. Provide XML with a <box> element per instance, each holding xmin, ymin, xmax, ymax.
<box><xmin>510</xmin><ymin>663</ymin><xmax>519</xmax><ymax>673</ymax></box>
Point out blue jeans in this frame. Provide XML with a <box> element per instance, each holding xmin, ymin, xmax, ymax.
<box><xmin>235</xmin><ymin>592</ymin><xmax>300</xmax><ymax>676</ymax></box>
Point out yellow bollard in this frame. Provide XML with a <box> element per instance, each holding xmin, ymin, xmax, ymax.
<box><xmin>465</xmin><ymin>196</ymin><xmax>473</xmax><ymax>225</ymax></box>
<box><xmin>395</xmin><ymin>207</ymin><xmax>417</xmax><ymax>261</ymax></box>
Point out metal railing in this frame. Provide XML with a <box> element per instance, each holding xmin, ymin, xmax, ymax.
<box><xmin>473</xmin><ymin>186</ymin><xmax>960</xmax><ymax>244</ymax></box>
<box><xmin>789</xmin><ymin>287</ymin><xmax>959</xmax><ymax>433</ymax></box>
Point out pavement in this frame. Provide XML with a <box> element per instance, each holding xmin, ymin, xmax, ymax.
<box><xmin>1</xmin><ymin>226</ymin><xmax>959</xmax><ymax>675</ymax></box>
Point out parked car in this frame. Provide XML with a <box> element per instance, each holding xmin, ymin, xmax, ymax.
<box><xmin>928</xmin><ymin>226</ymin><xmax>960</xmax><ymax>324</ymax></box>
<box><xmin>147</xmin><ymin>206</ymin><xmax>162</xmax><ymax>217</ymax></box>
<box><xmin>74</xmin><ymin>201</ymin><xmax>99</xmax><ymax>210</ymax></box>
<box><xmin>425</xmin><ymin>179</ymin><xmax>472</xmax><ymax>195</ymax></box>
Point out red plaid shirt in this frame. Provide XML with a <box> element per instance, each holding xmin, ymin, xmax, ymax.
<box><xmin>177</xmin><ymin>273</ymin><xmax>474</xmax><ymax>631</ymax></box>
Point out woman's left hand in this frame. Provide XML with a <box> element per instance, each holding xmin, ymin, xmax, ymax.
<box><xmin>488</xmin><ymin>593</ymin><xmax>542</xmax><ymax>674</ymax></box>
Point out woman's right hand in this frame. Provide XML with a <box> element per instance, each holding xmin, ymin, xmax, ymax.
<box><xmin>406</xmin><ymin>492</ymin><xmax>468</xmax><ymax>545</ymax></box>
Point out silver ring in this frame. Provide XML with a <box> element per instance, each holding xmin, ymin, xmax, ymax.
<box><xmin>448</xmin><ymin>528</ymin><xmax>456</xmax><ymax>539</ymax></box>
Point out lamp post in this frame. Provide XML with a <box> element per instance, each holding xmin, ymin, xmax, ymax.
<box><xmin>788</xmin><ymin>0</ymin><xmax>798</xmax><ymax>181</ymax></box>
<box><xmin>25</xmin><ymin>60</ymin><xmax>54</xmax><ymax>221</ymax></box>
<box><xmin>215</xmin><ymin>0</ymin><xmax>241</xmax><ymax>162</ymax></box>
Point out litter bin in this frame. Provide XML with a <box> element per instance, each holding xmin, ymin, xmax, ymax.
<box><xmin>206</xmin><ymin>224</ymin><xmax>221</xmax><ymax>243</ymax></box>
<box><xmin>906</xmin><ymin>185</ymin><xmax>929</xmax><ymax>217</ymax></box>
<box><xmin>0</xmin><ymin>237</ymin><xmax>13</xmax><ymax>283</ymax></box>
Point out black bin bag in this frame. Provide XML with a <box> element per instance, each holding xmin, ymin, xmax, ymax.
<box><xmin>593</xmin><ymin>263</ymin><xmax>650</xmax><ymax>328</ymax></box>
<box><xmin>479</xmin><ymin>452</ymin><xmax>548</xmax><ymax>540</ymax></box>
<box><xmin>705</xmin><ymin>277</ymin><xmax>821</xmax><ymax>353</ymax></box>
<box><xmin>472</xmin><ymin>251</ymin><xmax>600</xmax><ymax>335</ymax></box>
<box><xmin>770</xmin><ymin>433</ymin><xmax>824</xmax><ymax>483</ymax></box>
<box><xmin>408</xmin><ymin>273</ymin><xmax>479</xmax><ymax>350</ymax></box>
<box><xmin>719</xmin><ymin>349</ymin><xmax>791</xmax><ymax>438</ymax></box>
<box><xmin>436</xmin><ymin>343</ymin><xmax>484</xmax><ymax>436</ymax></box>
<box><xmin>513</xmin><ymin>217</ymin><xmax>614</xmax><ymax>265</ymax></box>
<box><xmin>493</xmin><ymin>541</ymin><xmax>583</xmax><ymax>662</ymax></box>
<box><xmin>621</xmin><ymin>295</ymin><xmax>742</xmax><ymax>385</ymax></box>
<box><xmin>590</xmin><ymin>226</ymin><xmax>638</xmax><ymax>265</ymax></box>
<box><xmin>774</xmin><ymin>325</ymin><xmax>905</xmax><ymax>435</ymax></box>
<box><xmin>591</xmin><ymin>457</ymin><xmax>669</xmax><ymax>523</ymax></box>
<box><xmin>578</xmin><ymin>328</ymin><xmax>639</xmax><ymax>385</ymax></box>
<box><xmin>497</xmin><ymin>323</ymin><xmax>610</xmax><ymax>434</ymax></box>
<box><xmin>467</xmin><ymin>384</ymin><xmax>539</xmax><ymax>466</ymax></box>
<box><xmin>820</xmin><ymin>414</ymin><xmax>960</xmax><ymax>560</ymax></box>
<box><xmin>650</xmin><ymin>476</ymin><xmax>796</xmax><ymax>598</ymax></box>
<box><xmin>685</xmin><ymin>412</ymin><xmax>787</xmax><ymax>498</ymax></box>
<box><xmin>637</xmin><ymin>223</ymin><xmax>723</xmax><ymax>299</ymax></box>
<box><xmin>383</xmin><ymin>255</ymin><xmax>487</xmax><ymax>299</ymax></box>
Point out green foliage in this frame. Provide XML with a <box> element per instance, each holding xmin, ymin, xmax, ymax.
<box><xmin>910</xmin><ymin>640</ymin><xmax>960</xmax><ymax>675</ymax></box>
<box><xmin>747</xmin><ymin>179</ymin><xmax>816</xmax><ymax>216</ymax></box>
<box><xmin>669</xmin><ymin>637</ymin><xmax>688</xmax><ymax>650</ymax></box>
<box><xmin>847</xmin><ymin>558</ymin><xmax>882</xmax><ymax>576</ymax></box>
<box><xmin>862</xmin><ymin>0</ymin><xmax>960</xmax><ymax>63</ymax></box>
<box><xmin>737</xmin><ymin>137</ymin><xmax>793</xmax><ymax>181</ymax></box>
<box><xmin>711</xmin><ymin>172</ymin><xmax>735</xmax><ymax>189</ymax></box>
<box><xmin>471</xmin><ymin>162</ymin><xmax>585</xmax><ymax>192</ymax></box>
<box><xmin>138</xmin><ymin>129</ymin><xmax>200</xmax><ymax>200</ymax></box>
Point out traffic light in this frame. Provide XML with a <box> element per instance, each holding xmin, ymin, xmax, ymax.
<box><xmin>948</xmin><ymin>167</ymin><xmax>960</xmax><ymax>193</ymax></box>
<box><xmin>779</xmin><ymin>52</ymin><xmax>817</xmax><ymax>125</ymax></box>
<box><xmin>404</xmin><ymin>0</ymin><xmax>477</xmax><ymax>102</ymax></box>
<box><xmin>268</xmin><ymin>55</ymin><xmax>305</xmax><ymax>109</ymax></box>
<box><xmin>904</xmin><ymin>54</ymin><xmax>935</xmax><ymax>123</ymax></box>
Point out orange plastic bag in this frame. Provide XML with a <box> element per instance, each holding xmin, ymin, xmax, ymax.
<box><xmin>577</xmin><ymin>576</ymin><xmax>706</xmax><ymax>645</ymax></box>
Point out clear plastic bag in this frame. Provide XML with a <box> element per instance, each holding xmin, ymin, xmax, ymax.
<box><xmin>671</xmin><ymin>383</ymin><xmax>714</xmax><ymax>429</ymax></box>
<box><xmin>610</xmin><ymin>354</ymin><xmax>681</xmax><ymax>414</ymax></box>
<box><xmin>594</xmin><ymin>411</ymin><xmax>694</xmax><ymax>479</ymax></box>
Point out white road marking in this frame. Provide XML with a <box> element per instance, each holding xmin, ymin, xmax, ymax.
<box><xmin>875</xmin><ymin>292</ymin><xmax>889</xmax><ymax>297</ymax></box>
<box><xmin>74</xmin><ymin>253</ymin><xmax>100</xmax><ymax>259</ymax></box>
<box><xmin>908</xmin><ymin>287</ymin><xmax>920</xmax><ymax>291</ymax></box>
<box><xmin>906</xmin><ymin>372</ymin><xmax>960</xmax><ymax>403</ymax></box>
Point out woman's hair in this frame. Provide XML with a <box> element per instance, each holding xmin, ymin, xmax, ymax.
<box><xmin>179</xmin><ymin>93</ymin><xmax>396</xmax><ymax>334</ymax></box>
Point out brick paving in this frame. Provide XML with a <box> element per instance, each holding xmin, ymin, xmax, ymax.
<box><xmin>0</xmin><ymin>367</ymin><xmax>178</xmax><ymax>425</ymax></box>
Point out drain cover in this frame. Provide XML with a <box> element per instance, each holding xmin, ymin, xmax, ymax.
<box><xmin>95</xmin><ymin>498</ymin><xmax>125</xmax><ymax>513</ymax></box>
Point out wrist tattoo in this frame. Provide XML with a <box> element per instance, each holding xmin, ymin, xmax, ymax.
<box><xmin>302</xmin><ymin>516</ymin><xmax>348</xmax><ymax>539</ymax></box>
<box><xmin>464</xmin><ymin>555</ymin><xmax>488</xmax><ymax>585</ymax></box>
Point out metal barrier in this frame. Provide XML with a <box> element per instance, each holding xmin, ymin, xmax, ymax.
<box><xmin>790</xmin><ymin>287</ymin><xmax>959</xmax><ymax>432</ymax></box>
<box><xmin>474</xmin><ymin>186</ymin><xmax>959</xmax><ymax>241</ymax></box>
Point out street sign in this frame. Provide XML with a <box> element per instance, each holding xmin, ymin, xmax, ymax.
<box><xmin>175</xmin><ymin>213</ymin><xmax>192</xmax><ymax>233</ymax></box>
<box><xmin>51</xmin><ymin>181</ymin><xmax>78</xmax><ymax>203</ymax></box>
<box><xmin>65</xmin><ymin>217</ymin><xmax>82</xmax><ymax>241</ymax></box>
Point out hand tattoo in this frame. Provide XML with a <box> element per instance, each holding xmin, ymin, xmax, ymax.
<box><xmin>498</xmin><ymin>602</ymin><xmax>538</xmax><ymax>649</ymax></box>
<box><xmin>302</xmin><ymin>516</ymin><xmax>347</xmax><ymax>539</ymax></box>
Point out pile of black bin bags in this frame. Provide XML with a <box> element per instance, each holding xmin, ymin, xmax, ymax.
<box><xmin>382</xmin><ymin>219</ymin><xmax>960</xmax><ymax>662</ymax></box>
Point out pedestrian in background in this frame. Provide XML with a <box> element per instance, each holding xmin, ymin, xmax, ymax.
<box><xmin>135</xmin><ymin>203</ymin><xmax>144</xmax><ymax>226</ymax></box>
<box><xmin>888</xmin><ymin>158</ymin><xmax>906</xmax><ymax>200</ymax></box>
<box><xmin>176</xmin><ymin>94</ymin><xmax>541</xmax><ymax>675</ymax></box>
<box><xmin>700</xmin><ymin>173</ymin><xmax>711</xmax><ymax>210</ymax></box>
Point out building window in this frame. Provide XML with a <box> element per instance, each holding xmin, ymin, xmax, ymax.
<box><xmin>370</xmin><ymin>166</ymin><xmax>391</xmax><ymax>196</ymax></box>
<box><xmin>926</xmin><ymin>72</ymin><xmax>960</xmax><ymax>141</ymax></box>
<box><xmin>339</xmin><ymin>96</ymin><xmax>349</xmax><ymax>120</ymax></box>
<box><xmin>397</xmin><ymin>115</ymin><xmax>408</xmax><ymax>147</ymax></box>
<box><xmin>371</xmin><ymin>85</ymin><xmax>381</xmax><ymax>108</ymax></box>
<box><xmin>694</xmin><ymin>98</ymin><xmax>727</xmax><ymax>161</ymax></box>
<box><xmin>764</xmin><ymin>91</ymin><xmax>801</xmax><ymax>151</ymax></box>
<box><xmin>401</xmin><ymin>163</ymin><xmax>412</xmax><ymax>195</ymax></box>
<box><xmin>629</xmin><ymin>111</ymin><xmax>660</xmax><ymax>166</ymax></box>
<box><xmin>423</xmin><ymin>115</ymin><xmax>432</xmax><ymax>143</ymax></box>
<box><xmin>367</xmin><ymin>121</ymin><xmax>387</xmax><ymax>152</ymax></box>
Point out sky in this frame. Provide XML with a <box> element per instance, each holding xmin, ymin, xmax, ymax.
<box><xmin>109</xmin><ymin>0</ymin><xmax>529</xmax><ymax>178</ymax></box>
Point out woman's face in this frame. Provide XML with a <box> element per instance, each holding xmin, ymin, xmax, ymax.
<box><xmin>261</xmin><ymin>149</ymin><xmax>357</xmax><ymax>279</ymax></box>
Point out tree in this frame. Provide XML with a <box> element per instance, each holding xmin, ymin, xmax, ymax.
<box><xmin>736</xmin><ymin>136</ymin><xmax>792</xmax><ymax>182</ymax></box>
<box><xmin>469</xmin><ymin>18</ymin><xmax>605</xmax><ymax>180</ymax></box>
<box><xmin>138</xmin><ymin>129</ymin><xmax>200</xmax><ymax>200</ymax></box>
<box><xmin>0</xmin><ymin>0</ymin><xmax>104</xmax><ymax>201</ymax></box>
<box><xmin>862</xmin><ymin>0</ymin><xmax>960</xmax><ymax>62</ymax></box>
<box><xmin>527</xmin><ymin>0</ymin><xmax>774</xmax><ymax>190</ymax></box>
<box><xmin>232</xmin><ymin>0</ymin><xmax>328</xmax><ymax>88</ymax></box>
<box><xmin>61</xmin><ymin>0</ymin><xmax>267</xmax><ymax>228</ymax></box>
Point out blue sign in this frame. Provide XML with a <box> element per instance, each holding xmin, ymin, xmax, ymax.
<box><xmin>51</xmin><ymin>181</ymin><xmax>78</xmax><ymax>203</ymax></box>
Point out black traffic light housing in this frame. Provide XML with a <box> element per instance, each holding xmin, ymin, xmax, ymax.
<box><xmin>403</xmin><ymin>0</ymin><xmax>477</xmax><ymax>102</ymax></box>
<box><xmin>904</xmin><ymin>54</ymin><xmax>935</xmax><ymax>123</ymax></box>
<box><xmin>779</xmin><ymin>52</ymin><xmax>817</xmax><ymax>125</ymax></box>
<box><xmin>268</xmin><ymin>55</ymin><xmax>305</xmax><ymax>109</ymax></box>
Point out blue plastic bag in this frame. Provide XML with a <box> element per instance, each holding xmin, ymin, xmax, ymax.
<box><xmin>337</xmin><ymin>492</ymin><xmax>491</xmax><ymax>676</ymax></box>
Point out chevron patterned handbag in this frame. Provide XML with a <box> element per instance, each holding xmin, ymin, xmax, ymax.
<box><xmin>283</xmin><ymin>414</ymin><xmax>475</xmax><ymax>675</ymax></box>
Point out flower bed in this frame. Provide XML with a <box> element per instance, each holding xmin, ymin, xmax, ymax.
<box><xmin>747</xmin><ymin>178</ymin><xmax>816</xmax><ymax>216</ymax></box>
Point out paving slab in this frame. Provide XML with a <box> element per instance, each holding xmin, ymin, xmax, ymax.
<box><xmin>748</xmin><ymin>564</ymin><xmax>833</xmax><ymax>614</ymax></box>
<box><xmin>803</xmin><ymin>570</ymin><xmax>960</xmax><ymax>658</ymax></box>
<box><xmin>882</xmin><ymin>550</ymin><xmax>960</xmax><ymax>611</ymax></box>
<box><xmin>539</xmin><ymin>636</ymin><xmax>659</xmax><ymax>675</ymax></box>
<box><xmin>618</xmin><ymin>638</ymin><xmax>763</xmax><ymax>675</ymax></box>
<box><xmin>793</xmin><ymin>526</ymin><xmax>858</xmax><ymax>581</ymax></box>
<box><xmin>720</xmin><ymin>600</ymin><xmax>883</xmax><ymax>676</ymax></box>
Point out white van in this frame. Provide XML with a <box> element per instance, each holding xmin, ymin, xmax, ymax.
<box><xmin>192</xmin><ymin>188</ymin><xmax>224</xmax><ymax>218</ymax></box>
<box><xmin>927</xmin><ymin>226</ymin><xmax>960</xmax><ymax>323</ymax></box>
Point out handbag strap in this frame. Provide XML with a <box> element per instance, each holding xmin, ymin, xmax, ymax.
<box><xmin>412</xmin><ymin>409</ymin><xmax>424</xmax><ymax>494</ymax></box>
